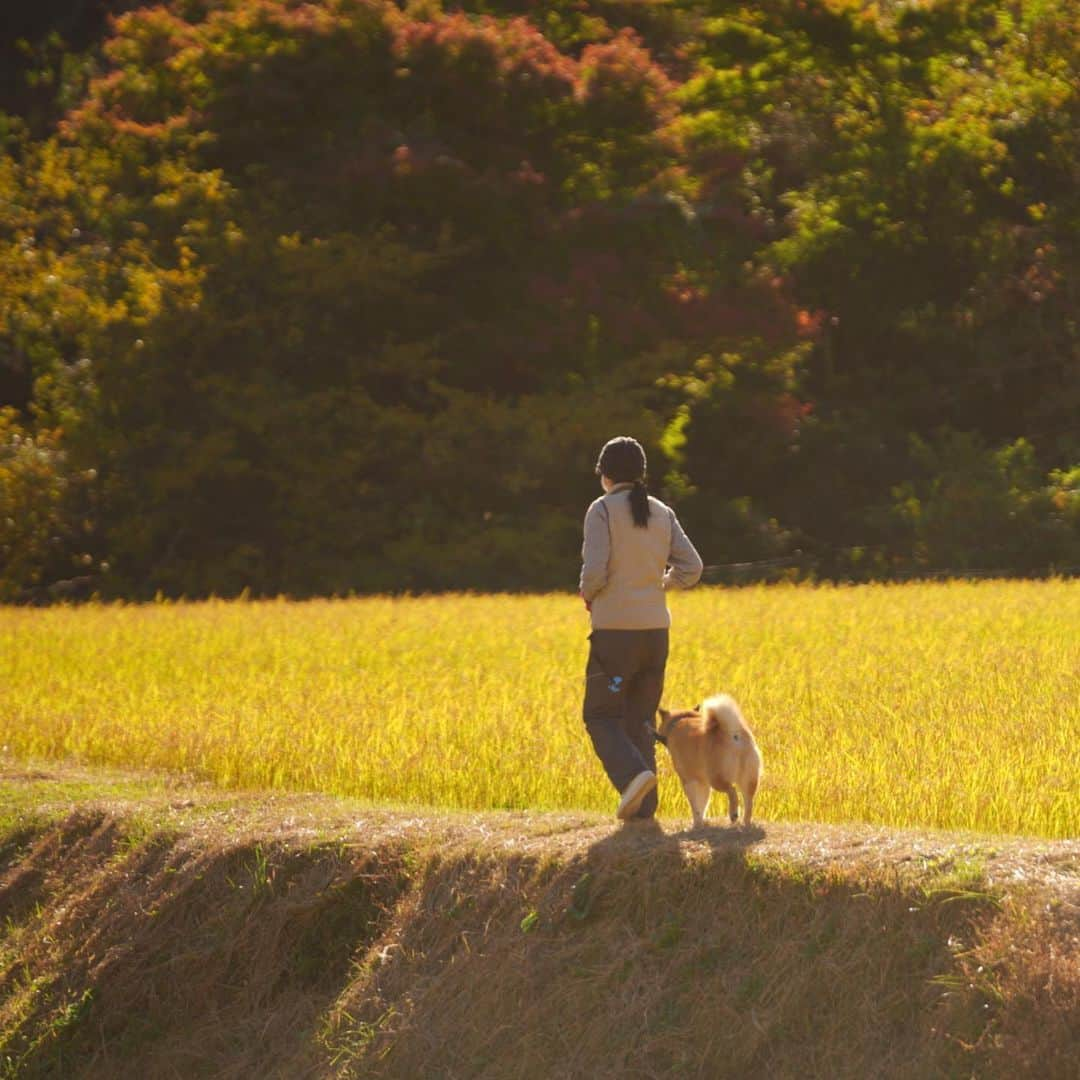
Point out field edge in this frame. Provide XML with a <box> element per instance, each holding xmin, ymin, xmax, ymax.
<box><xmin>1</xmin><ymin>762</ymin><xmax>1078</xmax><ymax>1078</ymax></box>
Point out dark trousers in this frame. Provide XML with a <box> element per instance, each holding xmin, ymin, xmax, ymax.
<box><xmin>582</xmin><ymin>628</ymin><xmax>669</xmax><ymax>819</ymax></box>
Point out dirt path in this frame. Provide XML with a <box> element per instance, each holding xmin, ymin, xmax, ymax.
<box><xmin>4</xmin><ymin>758</ymin><xmax>1078</xmax><ymax>896</ymax></box>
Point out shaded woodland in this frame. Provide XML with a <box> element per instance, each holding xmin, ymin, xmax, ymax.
<box><xmin>1</xmin><ymin>0</ymin><xmax>1077</xmax><ymax>597</ymax></box>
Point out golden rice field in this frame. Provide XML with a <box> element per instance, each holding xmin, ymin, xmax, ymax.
<box><xmin>2</xmin><ymin>581</ymin><xmax>1077</xmax><ymax>838</ymax></box>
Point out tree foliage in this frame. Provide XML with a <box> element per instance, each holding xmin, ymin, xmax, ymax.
<box><xmin>1</xmin><ymin>0</ymin><xmax>1077</xmax><ymax>597</ymax></box>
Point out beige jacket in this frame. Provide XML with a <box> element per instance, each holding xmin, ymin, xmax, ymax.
<box><xmin>579</xmin><ymin>484</ymin><xmax>703</xmax><ymax>629</ymax></box>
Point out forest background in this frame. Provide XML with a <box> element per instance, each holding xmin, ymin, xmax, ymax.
<box><xmin>1</xmin><ymin>0</ymin><xmax>1077</xmax><ymax>600</ymax></box>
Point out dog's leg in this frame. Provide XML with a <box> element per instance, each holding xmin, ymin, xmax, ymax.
<box><xmin>716</xmin><ymin>780</ymin><xmax>739</xmax><ymax>824</ymax></box>
<box><xmin>741</xmin><ymin>774</ymin><xmax>759</xmax><ymax>827</ymax></box>
<box><xmin>683</xmin><ymin>779</ymin><xmax>710</xmax><ymax>829</ymax></box>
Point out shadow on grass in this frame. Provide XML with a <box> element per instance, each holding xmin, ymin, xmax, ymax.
<box><xmin>593</xmin><ymin>817</ymin><xmax>767</xmax><ymax>850</ymax></box>
<box><xmin>330</xmin><ymin>817</ymin><xmax>1013</xmax><ymax>1079</ymax></box>
<box><xmin>0</xmin><ymin>810</ymin><xmax>410</xmax><ymax>1079</ymax></box>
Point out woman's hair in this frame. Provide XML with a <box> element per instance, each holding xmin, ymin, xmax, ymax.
<box><xmin>595</xmin><ymin>436</ymin><xmax>650</xmax><ymax>528</ymax></box>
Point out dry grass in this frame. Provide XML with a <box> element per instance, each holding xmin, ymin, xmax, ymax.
<box><xmin>1</xmin><ymin>766</ymin><xmax>1077</xmax><ymax>1079</ymax></box>
<box><xmin>2</xmin><ymin>580</ymin><xmax>1078</xmax><ymax>838</ymax></box>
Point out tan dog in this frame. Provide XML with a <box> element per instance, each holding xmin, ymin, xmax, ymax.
<box><xmin>656</xmin><ymin>694</ymin><xmax>762</xmax><ymax>828</ymax></box>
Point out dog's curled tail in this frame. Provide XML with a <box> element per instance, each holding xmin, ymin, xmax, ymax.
<box><xmin>701</xmin><ymin>694</ymin><xmax>753</xmax><ymax>741</ymax></box>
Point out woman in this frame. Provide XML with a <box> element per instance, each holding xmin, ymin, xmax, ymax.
<box><xmin>580</xmin><ymin>436</ymin><xmax>704</xmax><ymax>821</ymax></box>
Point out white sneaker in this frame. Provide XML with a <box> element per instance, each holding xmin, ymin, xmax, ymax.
<box><xmin>617</xmin><ymin>771</ymin><xmax>657</xmax><ymax>820</ymax></box>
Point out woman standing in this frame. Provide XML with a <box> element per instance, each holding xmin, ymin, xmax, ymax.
<box><xmin>580</xmin><ymin>436</ymin><xmax>704</xmax><ymax>820</ymax></box>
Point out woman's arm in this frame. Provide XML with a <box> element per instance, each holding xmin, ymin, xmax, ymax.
<box><xmin>579</xmin><ymin>500</ymin><xmax>611</xmax><ymax>602</ymax></box>
<box><xmin>663</xmin><ymin>510</ymin><xmax>704</xmax><ymax>590</ymax></box>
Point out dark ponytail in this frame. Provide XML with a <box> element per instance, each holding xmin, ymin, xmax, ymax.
<box><xmin>629</xmin><ymin>478</ymin><xmax>650</xmax><ymax>528</ymax></box>
<box><xmin>595</xmin><ymin>436</ymin><xmax>651</xmax><ymax>529</ymax></box>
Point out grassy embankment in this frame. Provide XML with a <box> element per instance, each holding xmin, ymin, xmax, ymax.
<box><xmin>1</xmin><ymin>764</ymin><xmax>1077</xmax><ymax>1078</ymax></box>
<box><xmin>2</xmin><ymin>581</ymin><xmax>1078</xmax><ymax>836</ymax></box>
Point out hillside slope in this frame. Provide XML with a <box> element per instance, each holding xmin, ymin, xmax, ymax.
<box><xmin>1</xmin><ymin>762</ymin><xmax>1077</xmax><ymax>1078</ymax></box>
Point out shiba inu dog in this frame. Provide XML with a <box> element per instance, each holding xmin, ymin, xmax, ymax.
<box><xmin>656</xmin><ymin>694</ymin><xmax>762</xmax><ymax>828</ymax></box>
